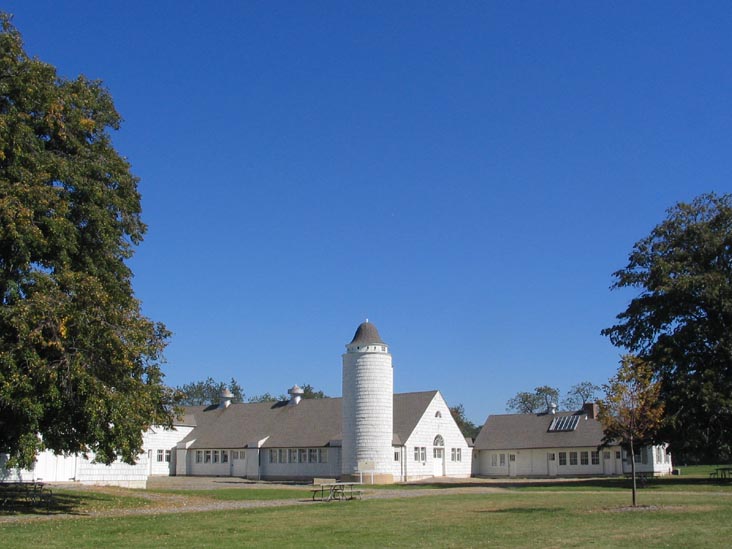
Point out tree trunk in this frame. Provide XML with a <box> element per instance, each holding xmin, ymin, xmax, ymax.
<box><xmin>630</xmin><ymin>436</ymin><xmax>637</xmax><ymax>507</ymax></box>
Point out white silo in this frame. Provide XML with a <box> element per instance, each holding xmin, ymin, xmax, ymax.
<box><xmin>341</xmin><ymin>321</ymin><xmax>394</xmax><ymax>483</ymax></box>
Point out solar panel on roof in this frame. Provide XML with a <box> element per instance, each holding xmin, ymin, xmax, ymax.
<box><xmin>548</xmin><ymin>415</ymin><xmax>580</xmax><ymax>432</ymax></box>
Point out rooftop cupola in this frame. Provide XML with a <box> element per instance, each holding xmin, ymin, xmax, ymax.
<box><xmin>288</xmin><ymin>384</ymin><xmax>304</xmax><ymax>406</ymax></box>
<box><xmin>219</xmin><ymin>387</ymin><xmax>234</xmax><ymax>409</ymax></box>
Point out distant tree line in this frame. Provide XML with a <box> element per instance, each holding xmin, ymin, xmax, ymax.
<box><xmin>175</xmin><ymin>378</ymin><xmax>327</xmax><ymax>406</ymax></box>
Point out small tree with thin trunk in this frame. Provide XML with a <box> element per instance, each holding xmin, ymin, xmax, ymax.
<box><xmin>598</xmin><ymin>355</ymin><xmax>665</xmax><ymax>506</ymax></box>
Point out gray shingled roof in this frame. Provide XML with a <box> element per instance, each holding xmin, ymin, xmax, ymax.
<box><xmin>180</xmin><ymin>391</ymin><xmax>439</xmax><ymax>449</ymax></box>
<box><xmin>473</xmin><ymin>412</ymin><xmax>606</xmax><ymax>451</ymax></box>
<box><xmin>350</xmin><ymin>322</ymin><xmax>384</xmax><ymax>345</ymax></box>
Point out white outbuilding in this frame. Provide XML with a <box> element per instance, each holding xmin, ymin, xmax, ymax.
<box><xmin>473</xmin><ymin>404</ymin><xmax>673</xmax><ymax>477</ymax></box>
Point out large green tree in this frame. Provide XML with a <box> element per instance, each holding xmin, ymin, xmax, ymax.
<box><xmin>602</xmin><ymin>192</ymin><xmax>732</xmax><ymax>462</ymax></box>
<box><xmin>0</xmin><ymin>14</ymin><xmax>174</xmax><ymax>469</ymax></box>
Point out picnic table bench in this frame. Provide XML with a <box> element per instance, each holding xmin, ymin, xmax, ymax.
<box><xmin>710</xmin><ymin>467</ymin><xmax>732</xmax><ymax>482</ymax></box>
<box><xmin>0</xmin><ymin>481</ymin><xmax>53</xmax><ymax>511</ymax></box>
<box><xmin>310</xmin><ymin>482</ymin><xmax>362</xmax><ymax>502</ymax></box>
<box><xmin>624</xmin><ymin>472</ymin><xmax>651</xmax><ymax>487</ymax></box>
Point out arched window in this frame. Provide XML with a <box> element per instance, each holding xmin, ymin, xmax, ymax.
<box><xmin>433</xmin><ymin>435</ymin><xmax>444</xmax><ymax>447</ymax></box>
<box><xmin>435</xmin><ymin>411</ymin><xmax>442</xmax><ymax>418</ymax></box>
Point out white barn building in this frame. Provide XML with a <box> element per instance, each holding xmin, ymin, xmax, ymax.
<box><xmin>2</xmin><ymin>321</ymin><xmax>472</xmax><ymax>485</ymax></box>
<box><xmin>473</xmin><ymin>404</ymin><xmax>673</xmax><ymax>477</ymax></box>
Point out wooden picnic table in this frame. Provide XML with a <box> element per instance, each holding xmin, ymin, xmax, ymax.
<box><xmin>713</xmin><ymin>467</ymin><xmax>732</xmax><ymax>481</ymax></box>
<box><xmin>0</xmin><ymin>481</ymin><xmax>53</xmax><ymax>510</ymax></box>
<box><xmin>311</xmin><ymin>482</ymin><xmax>362</xmax><ymax>502</ymax></box>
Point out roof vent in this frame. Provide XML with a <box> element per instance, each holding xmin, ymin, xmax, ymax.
<box><xmin>219</xmin><ymin>387</ymin><xmax>234</xmax><ymax>409</ymax></box>
<box><xmin>549</xmin><ymin>402</ymin><xmax>557</xmax><ymax>415</ymax></box>
<box><xmin>288</xmin><ymin>384</ymin><xmax>304</xmax><ymax>406</ymax></box>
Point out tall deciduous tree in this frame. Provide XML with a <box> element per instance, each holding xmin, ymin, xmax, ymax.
<box><xmin>506</xmin><ymin>386</ymin><xmax>560</xmax><ymax>414</ymax></box>
<box><xmin>176</xmin><ymin>377</ymin><xmax>244</xmax><ymax>406</ymax></box>
<box><xmin>562</xmin><ymin>381</ymin><xmax>600</xmax><ymax>411</ymax></box>
<box><xmin>602</xmin><ymin>193</ymin><xmax>732</xmax><ymax>462</ymax></box>
<box><xmin>0</xmin><ymin>14</ymin><xmax>174</xmax><ymax>468</ymax></box>
<box><xmin>598</xmin><ymin>355</ymin><xmax>665</xmax><ymax>506</ymax></box>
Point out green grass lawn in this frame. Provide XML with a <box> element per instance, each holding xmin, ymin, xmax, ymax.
<box><xmin>2</xmin><ymin>484</ymin><xmax>731</xmax><ymax>547</ymax></box>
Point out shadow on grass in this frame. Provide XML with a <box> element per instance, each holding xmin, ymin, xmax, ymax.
<box><xmin>0</xmin><ymin>491</ymin><xmax>118</xmax><ymax>517</ymax></box>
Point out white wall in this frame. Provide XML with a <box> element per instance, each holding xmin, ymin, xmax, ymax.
<box><xmin>622</xmin><ymin>445</ymin><xmax>673</xmax><ymax>475</ymax></box>
<box><xmin>2</xmin><ymin>448</ymin><xmax>149</xmax><ymax>488</ymax></box>
<box><xmin>478</xmin><ymin>446</ymin><xmax>624</xmax><ymax>477</ymax></box>
<box><xmin>144</xmin><ymin>425</ymin><xmax>194</xmax><ymax>476</ymax></box>
<box><xmin>397</xmin><ymin>393</ymin><xmax>472</xmax><ymax>481</ymax></box>
<box><xmin>477</xmin><ymin>444</ymin><xmax>673</xmax><ymax>477</ymax></box>
<box><xmin>259</xmin><ymin>447</ymin><xmax>341</xmax><ymax>479</ymax></box>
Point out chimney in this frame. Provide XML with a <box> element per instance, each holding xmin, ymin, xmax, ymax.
<box><xmin>219</xmin><ymin>387</ymin><xmax>234</xmax><ymax>409</ymax></box>
<box><xmin>288</xmin><ymin>385</ymin><xmax>304</xmax><ymax>406</ymax></box>
<box><xmin>582</xmin><ymin>402</ymin><xmax>599</xmax><ymax>419</ymax></box>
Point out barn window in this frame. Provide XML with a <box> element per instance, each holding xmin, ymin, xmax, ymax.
<box><xmin>319</xmin><ymin>449</ymin><xmax>328</xmax><ymax>463</ymax></box>
<box><xmin>289</xmin><ymin>449</ymin><xmax>298</xmax><ymax>463</ymax></box>
<box><xmin>212</xmin><ymin>450</ymin><xmax>219</xmax><ymax>464</ymax></box>
<box><xmin>232</xmin><ymin>451</ymin><xmax>239</xmax><ymax>460</ymax></box>
<box><xmin>581</xmin><ymin>451</ymin><xmax>589</xmax><ymax>465</ymax></box>
<box><xmin>394</xmin><ymin>451</ymin><xmax>400</xmax><ymax>461</ymax></box>
<box><xmin>435</xmin><ymin>411</ymin><xmax>442</xmax><ymax>418</ymax></box>
<box><xmin>558</xmin><ymin>452</ymin><xmax>566</xmax><ymax>466</ymax></box>
<box><xmin>299</xmin><ymin>449</ymin><xmax>307</xmax><ymax>463</ymax></box>
<box><xmin>279</xmin><ymin>449</ymin><xmax>286</xmax><ymax>463</ymax></box>
<box><xmin>309</xmin><ymin>449</ymin><xmax>318</xmax><ymax>463</ymax></box>
<box><xmin>157</xmin><ymin>450</ymin><xmax>164</xmax><ymax>462</ymax></box>
<box><xmin>569</xmin><ymin>452</ymin><xmax>577</xmax><ymax>465</ymax></box>
<box><xmin>591</xmin><ymin>451</ymin><xmax>599</xmax><ymax>465</ymax></box>
<box><xmin>433</xmin><ymin>435</ymin><xmax>444</xmax><ymax>447</ymax></box>
<box><xmin>491</xmin><ymin>454</ymin><xmax>497</xmax><ymax>467</ymax></box>
<box><xmin>165</xmin><ymin>450</ymin><xmax>171</xmax><ymax>463</ymax></box>
<box><xmin>451</xmin><ymin>448</ymin><xmax>461</xmax><ymax>462</ymax></box>
<box><xmin>196</xmin><ymin>450</ymin><xmax>203</xmax><ymax>463</ymax></box>
<box><xmin>204</xmin><ymin>451</ymin><xmax>211</xmax><ymax>463</ymax></box>
<box><xmin>499</xmin><ymin>454</ymin><xmax>506</xmax><ymax>466</ymax></box>
<box><xmin>420</xmin><ymin>447</ymin><xmax>426</xmax><ymax>462</ymax></box>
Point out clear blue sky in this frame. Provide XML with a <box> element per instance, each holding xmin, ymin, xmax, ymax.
<box><xmin>6</xmin><ymin>2</ymin><xmax>730</xmax><ymax>425</ymax></box>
